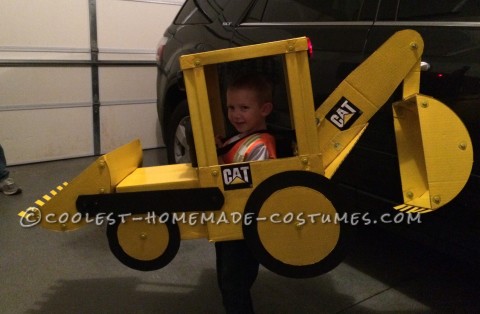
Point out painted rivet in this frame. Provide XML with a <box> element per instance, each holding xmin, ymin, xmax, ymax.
<box><xmin>301</xmin><ymin>157</ymin><xmax>308</xmax><ymax>165</ymax></box>
<box><xmin>432</xmin><ymin>195</ymin><xmax>441</xmax><ymax>204</ymax></box>
<box><xmin>194</xmin><ymin>59</ymin><xmax>201</xmax><ymax>66</ymax></box>
<box><xmin>406</xmin><ymin>191</ymin><xmax>414</xmax><ymax>199</ymax></box>
<box><xmin>140</xmin><ymin>232</ymin><xmax>147</xmax><ymax>239</ymax></box>
<box><xmin>212</xmin><ymin>170</ymin><xmax>219</xmax><ymax>177</ymax></box>
<box><xmin>288</xmin><ymin>45</ymin><xmax>294</xmax><ymax>52</ymax></box>
<box><xmin>61</xmin><ymin>223</ymin><xmax>67</xmax><ymax>230</ymax></box>
<box><xmin>459</xmin><ymin>142</ymin><xmax>467</xmax><ymax>150</ymax></box>
<box><xmin>295</xmin><ymin>223</ymin><xmax>303</xmax><ymax>230</ymax></box>
<box><xmin>421</xmin><ymin>101</ymin><xmax>428</xmax><ymax>108</ymax></box>
<box><xmin>99</xmin><ymin>188</ymin><xmax>105</xmax><ymax>194</ymax></box>
<box><xmin>99</xmin><ymin>160</ymin><xmax>106</xmax><ymax>168</ymax></box>
<box><xmin>410</xmin><ymin>42</ymin><xmax>418</xmax><ymax>50</ymax></box>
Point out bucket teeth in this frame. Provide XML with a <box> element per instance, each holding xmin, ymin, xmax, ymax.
<box><xmin>18</xmin><ymin>207</ymin><xmax>41</xmax><ymax>224</ymax></box>
<box><xmin>18</xmin><ymin>182</ymin><xmax>70</xmax><ymax>225</ymax></box>
<box><xmin>393</xmin><ymin>204</ymin><xmax>433</xmax><ymax>214</ymax></box>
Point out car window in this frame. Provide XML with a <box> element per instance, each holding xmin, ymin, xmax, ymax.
<box><xmin>378</xmin><ymin>0</ymin><xmax>480</xmax><ymax>21</ymax></box>
<box><xmin>245</xmin><ymin>0</ymin><xmax>367</xmax><ymax>22</ymax></box>
<box><xmin>175</xmin><ymin>0</ymin><xmax>210</xmax><ymax>24</ymax></box>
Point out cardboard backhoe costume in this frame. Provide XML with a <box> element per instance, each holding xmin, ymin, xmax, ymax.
<box><xmin>20</xmin><ymin>30</ymin><xmax>473</xmax><ymax>278</ymax></box>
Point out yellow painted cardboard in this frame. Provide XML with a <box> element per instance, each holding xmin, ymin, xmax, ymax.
<box><xmin>22</xmin><ymin>31</ymin><xmax>473</xmax><ymax>276</ymax></box>
<box><xmin>24</xmin><ymin>139</ymin><xmax>142</xmax><ymax>231</ymax></box>
<box><xmin>316</xmin><ymin>30</ymin><xmax>424</xmax><ymax>171</ymax></box>
<box><xmin>393</xmin><ymin>94</ymin><xmax>473</xmax><ymax>210</ymax></box>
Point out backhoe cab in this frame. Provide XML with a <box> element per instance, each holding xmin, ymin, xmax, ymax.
<box><xmin>20</xmin><ymin>30</ymin><xmax>473</xmax><ymax>278</ymax></box>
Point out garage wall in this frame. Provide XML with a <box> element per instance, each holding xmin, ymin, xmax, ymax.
<box><xmin>0</xmin><ymin>0</ymin><xmax>183</xmax><ymax>165</ymax></box>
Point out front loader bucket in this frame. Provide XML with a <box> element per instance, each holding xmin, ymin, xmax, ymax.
<box><xmin>393</xmin><ymin>95</ymin><xmax>473</xmax><ymax>213</ymax></box>
<box><xmin>20</xmin><ymin>139</ymin><xmax>143</xmax><ymax>231</ymax></box>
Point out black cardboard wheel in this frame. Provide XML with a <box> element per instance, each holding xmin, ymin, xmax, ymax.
<box><xmin>107</xmin><ymin>214</ymin><xmax>180</xmax><ymax>271</ymax></box>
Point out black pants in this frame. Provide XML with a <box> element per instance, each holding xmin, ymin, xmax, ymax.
<box><xmin>215</xmin><ymin>240</ymin><xmax>259</xmax><ymax>314</ymax></box>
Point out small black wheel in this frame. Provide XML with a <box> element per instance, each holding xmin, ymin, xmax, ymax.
<box><xmin>107</xmin><ymin>214</ymin><xmax>180</xmax><ymax>271</ymax></box>
<box><xmin>243</xmin><ymin>171</ymin><xmax>353</xmax><ymax>278</ymax></box>
<box><xmin>166</xmin><ymin>100</ymin><xmax>191</xmax><ymax>164</ymax></box>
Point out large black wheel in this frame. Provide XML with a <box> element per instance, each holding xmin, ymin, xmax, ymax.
<box><xmin>166</xmin><ymin>100</ymin><xmax>191</xmax><ymax>164</ymax></box>
<box><xmin>243</xmin><ymin>171</ymin><xmax>353</xmax><ymax>278</ymax></box>
<box><xmin>107</xmin><ymin>214</ymin><xmax>180</xmax><ymax>271</ymax></box>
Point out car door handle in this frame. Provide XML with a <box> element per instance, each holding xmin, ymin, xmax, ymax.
<box><xmin>420</xmin><ymin>61</ymin><xmax>430</xmax><ymax>71</ymax></box>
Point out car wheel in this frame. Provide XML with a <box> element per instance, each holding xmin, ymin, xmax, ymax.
<box><xmin>167</xmin><ymin>100</ymin><xmax>191</xmax><ymax>164</ymax></box>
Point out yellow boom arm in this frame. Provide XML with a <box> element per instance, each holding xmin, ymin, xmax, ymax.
<box><xmin>315</xmin><ymin>30</ymin><xmax>472</xmax><ymax>212</ymax></box>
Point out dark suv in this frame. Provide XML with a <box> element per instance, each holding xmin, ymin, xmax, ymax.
<box><xmin>157</xmin><ymin>0</ymin><xmax>480</xmax><ymax>261</ymax></box>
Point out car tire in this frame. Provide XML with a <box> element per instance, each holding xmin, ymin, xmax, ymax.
<box><xmin>166</xmin><ymin>100</ymin><xmax>191</xmax><ymax>164</ymax></box>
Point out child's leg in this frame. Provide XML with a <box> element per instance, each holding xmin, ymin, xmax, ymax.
<box><xmin>215</xmin><ymin>240</ymin><xmax>259</xmax><ymax>314</ymax></box>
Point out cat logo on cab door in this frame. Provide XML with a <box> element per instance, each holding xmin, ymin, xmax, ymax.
<box><xmin>221</xmin><ymin>163</ymin><xmax>252</xmax><ymax>191</ymax></box>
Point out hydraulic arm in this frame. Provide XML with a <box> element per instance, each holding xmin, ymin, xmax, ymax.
<box><xmin>315</xmin><ymin>30</ymin><xmax>472</xmax><ymax>213</ymax></box>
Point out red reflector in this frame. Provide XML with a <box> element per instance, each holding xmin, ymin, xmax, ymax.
<box><xmin>307</xmin><ymin>37</ymin><xmax>313</xmax><ymax>57</ymax></box>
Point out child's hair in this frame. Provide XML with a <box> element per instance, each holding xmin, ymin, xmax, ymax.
<box><xmin>228</xmin><ymin>73</ymin><xmax>273</xmax><ymax>104</ymax></box>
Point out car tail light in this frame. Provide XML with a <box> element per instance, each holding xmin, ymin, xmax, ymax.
<box><xmin>156</xmin><ymin>37</ymin><xmax>169</xmax><ymax>63</ymax></box>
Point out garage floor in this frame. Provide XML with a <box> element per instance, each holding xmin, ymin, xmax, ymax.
<box><xmin>2</xmin><ymin>148</ymin><xmax>480</xmax><ymax>314</ymax></box>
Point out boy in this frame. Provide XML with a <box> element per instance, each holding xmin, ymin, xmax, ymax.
<box><xmin>215</xmin><ymin>73</ymin><xmax>276</xmax><ymax>314</ymax></box>
<box><xmin>216</xmin><ymin>73</ymin><xmax>276</xmax><ymax>163</ymax></box>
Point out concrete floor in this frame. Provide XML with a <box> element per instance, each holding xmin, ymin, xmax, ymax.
<box><xmin>1</xmin><ymin>148</ymin><xmax>480</xmax><ymax>314</ymax></box>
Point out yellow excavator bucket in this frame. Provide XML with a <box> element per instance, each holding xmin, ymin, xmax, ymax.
<box><xmin>19</xmin><ymin>139</ymin><xmax>143</xmax><ymax>231</ymax></box>
<box><xmin>393</xmin><ymin>95</ymin><xmax>473</xmax><ymax>213</ymax></box>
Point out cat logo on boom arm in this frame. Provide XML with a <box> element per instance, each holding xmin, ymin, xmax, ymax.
<box><xmin>325</xmin><ymin>97</ymin><xmax>363</xmax><ymax>130</ymax></box>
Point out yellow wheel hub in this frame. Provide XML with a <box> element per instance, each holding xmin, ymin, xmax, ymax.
<box><xmin>257</xmin><ymin>186</ymin><xmax>340</xmax><ymax>266</ymax></box>
<box><xmin>117</xmin><ymin>215</ymin><xmax>170</xmax><ymax>261</ymax></box>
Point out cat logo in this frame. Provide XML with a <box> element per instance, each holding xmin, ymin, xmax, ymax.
<box><xmin>221</xmin><ymin>163</ymin><xmax>252</xmax><ymax>190</ymax></box>
<box><xmin>326</xmin><ymin>97</ymin><xmax>362</xmax><ymax>130</ymax></box>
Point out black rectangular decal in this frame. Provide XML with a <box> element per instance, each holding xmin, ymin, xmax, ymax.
<box><xmin>221</xmin><ymin>163</ymin><xmax>252</xmax><ymax>190</ymax></box>
<box><xmin>325</xmin><ymin>97</ymin><xmax>362</xmax><ymax>130</ymax></box>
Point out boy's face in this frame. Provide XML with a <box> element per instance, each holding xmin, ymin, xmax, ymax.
<box><xmin>226</xmin><ymin>88</ymin><xmax>272</xmax><ymax>135</ymax></box>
